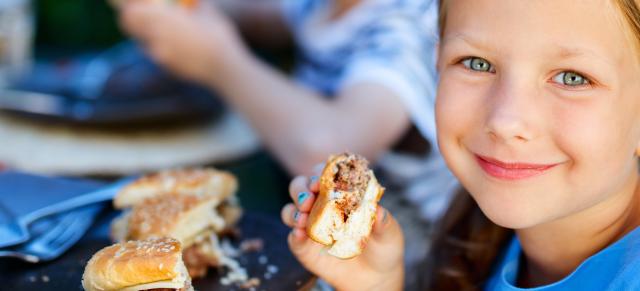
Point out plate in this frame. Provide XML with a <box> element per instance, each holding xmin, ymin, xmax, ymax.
<box><xmin>0</xmin><ymin>210</ymin><xmax>315</xmax><ymax>290</ymax></box>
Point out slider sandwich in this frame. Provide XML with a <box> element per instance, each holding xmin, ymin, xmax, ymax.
<box><xmin>112</xmin><ymin>168</ymin><xmax>242</xmax><ymax>278</ymax></box>
<box><xmin>82</xmin><ymin>237</ymin><xmax>193</xmax><ymax>291</ymax></box>
<box><xmin>307</xmin><ymin>153</ymin><xmax>385</xmax><ymax>259</ymax></box>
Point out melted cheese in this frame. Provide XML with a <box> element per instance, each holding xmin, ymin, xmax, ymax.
<box><xmin>120</xmin><ymin>280</ymin><xmax>183</xmax><ymax>291</ymax></box>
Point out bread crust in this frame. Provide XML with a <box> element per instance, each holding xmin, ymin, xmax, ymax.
<box><xmin>82</xmin><ymin>237</ymin><xmax>186</xmax><ymax>291</ymax></box>
<box><xmin>307</xmin><ymin>153</ymin><xmax>385</xmax><ymax>259</ymax></box>
<box><xmin>114</xmin><ymin>168</ymin><xmax>237</xmax><ymax>209</ymax></box>
<box><xmin>123</xmin><ymin>194</ymin><xmax>222</xmax><ymax>245</ymax></box>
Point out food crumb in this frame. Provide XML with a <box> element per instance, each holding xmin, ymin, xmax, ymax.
<box><xmin>239</xmin><ymin>238</ymin><xmax>264</xmax><ymax>253</ymax></box>
<box><xmin>238</xmin><ymin>277</ymin><xmax>261</xmax><ymax>289</ymax></box>
<box><xmin>266</xmin><ymin>265</ymin><xmax>279</xmax><ymax>274</ymax></box>
<box><xmin>41</xmin><ymin>275</ymin><xmax>49</xmax><ymax>282</ymax></box>
<box><xmin>28</xmin><ymin>276</ymin><xmax>36</xmax><ymax>283</ymax></box>
<box><xmin>264</xmin><ymin>273</ymin><xmax>272</xmax><ymax>280</ymax></box>
<box><xmin>258</xmin><ymin>255</ymin><xmax>268</xmax><ymax>265</ymax></box>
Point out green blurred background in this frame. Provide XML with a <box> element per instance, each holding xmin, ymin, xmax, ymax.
<box><xmin>35</xmin><ymin>0</ymin><xmax>124</xmax><ymax>52</ymax></box>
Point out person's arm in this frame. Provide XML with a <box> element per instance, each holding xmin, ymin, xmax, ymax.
<box><xmin>216</xmin><ymin>0</ymin><xmax>292</xmax><ymax>49</ymax></box>
<box><xmin>119</xmin><ymin>3</ymin><xmax>411</xmax><ymax>175</ymax></box>
<box><xmin>210</xmin><ymin>44</ymin><xmax>411</xmax><ymax>175</ymax></box>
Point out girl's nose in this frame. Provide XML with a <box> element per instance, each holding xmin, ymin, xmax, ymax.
<box><xmin>484</xmin><ymin>80</ymin><xmax>537</xmax><ymax>144</ymax></box>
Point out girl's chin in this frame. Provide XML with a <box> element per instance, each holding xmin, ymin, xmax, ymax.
<box><xmin>475</xmin><ymin>201</ymin><xmax>545</xmax><ymax>230</ymax></box>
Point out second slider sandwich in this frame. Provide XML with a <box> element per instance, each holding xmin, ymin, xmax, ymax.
<box><xmin>82</xmin><ymin>237</ymin><xmax>193</xmax><ymax>291</ymax></box>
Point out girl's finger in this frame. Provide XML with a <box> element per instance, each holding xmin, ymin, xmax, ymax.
<box><xmin>288</xmin><ymin>228</ymin><xmax>308</xmax><ymax>244</ymax></box>
<box><xmin>309</xmin><ymin>175</ymin><xmax>320</xmax><ymax>193</ymax></box>
<box><xmin>281</xmin><ymin>203</ymin><xmax>297</xmax><ymax>228</ymax></box>
<box><xmin>289</xmin><ymin>176</ymin><xmax>317</xmax><ymax>212</ymax></box>
<box><xmin>371</xmin><ymin>206</ymin><xmax>403</xmax><ymax>246</ymax></box>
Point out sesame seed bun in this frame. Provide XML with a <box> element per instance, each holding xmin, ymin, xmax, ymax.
<box><xmin>82</xmin><ymin>237</ymin><xmax>193</xmax><ymax>291</ymax></box>
<box><xmin>114</xmin><ymin>168</ymin><xmax>237</xmax><ymax>209</ymax></box>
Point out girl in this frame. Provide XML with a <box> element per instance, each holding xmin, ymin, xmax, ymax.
<box><xmin>282</xmin><ymin>0</ymin><xmax>640</xmax><ymax>290</ymax></box>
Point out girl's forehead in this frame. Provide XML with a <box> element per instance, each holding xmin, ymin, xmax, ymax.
<box><xmin>441</xmin><ymin>0</ymin><xmax>633</xmax><ymax>64</ymax></box>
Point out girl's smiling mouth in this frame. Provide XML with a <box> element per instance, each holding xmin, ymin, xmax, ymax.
<box><xmin>475</xmin><ymin>154</ymin><xmax>561</xmax><ymax>180</ymax></box>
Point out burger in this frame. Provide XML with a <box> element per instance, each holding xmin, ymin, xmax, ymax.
<box><xmin>307</xmin><ymin>153</ymin><xmax>385</xmax><ymax>259</ymax></box>
<box><xmin>82</xmin><ymin>237</ymin><xmax>193</xmax><ymax>291</ymax></box>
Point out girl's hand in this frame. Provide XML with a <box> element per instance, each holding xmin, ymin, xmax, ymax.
<box><xmin>118</xmin><ymin>0</ymin><xmax>244</xmax><ymax>85</ymax></box>
<box><xmin>281</xmin><ymin>173</ymin><xmax>405</xmax><ymax>291</ymax></box>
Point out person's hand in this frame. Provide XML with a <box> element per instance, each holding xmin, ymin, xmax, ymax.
<box><xmin>281</xmin><ymin>172</ymin><xmax>405</xmax><ymax>291</ymax></box>
<box><xmin>118</xmin><ymin>0</ymin><xmax>245</xmax><ymax>85</ymax></box>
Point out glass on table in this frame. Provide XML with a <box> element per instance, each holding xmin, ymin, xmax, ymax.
<box><xmin>0</xmin><ymin>0</ymin><xmax>34</xmax><ymax>87</ymax></box>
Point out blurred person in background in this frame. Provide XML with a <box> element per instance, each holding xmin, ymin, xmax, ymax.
<box><xmin>116</xmin><ymin>2</ymin><xmax>458</xmax><ymax>281</ymax></box>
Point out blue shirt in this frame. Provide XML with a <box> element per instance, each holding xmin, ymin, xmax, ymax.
<box><xmin>486</xmin><ymin>227</ymin><xmax>640</xmax><ymax>290</ymax></box>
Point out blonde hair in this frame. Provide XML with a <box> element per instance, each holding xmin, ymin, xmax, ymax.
<box><xmin>614</xmin><ymin>0</ymin><xmax>640</xmax><ymax>56</ymax></box>
<box><xmin>424</xmin><ymin>1</ymin><xmax>640</xmax><ymax>290</ymax></box>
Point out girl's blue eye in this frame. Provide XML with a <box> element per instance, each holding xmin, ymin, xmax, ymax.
<box><xmin>461</xmin><ymin>57</ymin><xmax>494</xmax><ymax>72</ymax></box>
<box><xmin>553</xmin><ymin>71</ymin><xmax>589</xmax><ymax>87</ymax></box>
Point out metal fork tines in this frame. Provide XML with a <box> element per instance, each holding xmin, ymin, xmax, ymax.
<box><xmin>0</xmin><ymin>204</ymin><xmax>102</xmax><ymax>263</ymax></box>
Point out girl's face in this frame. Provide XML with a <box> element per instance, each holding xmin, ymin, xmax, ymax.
<box><xmin>437</xmin><ymin>0</ymin><xmax>640</xmax><ymax>229</ymax></box>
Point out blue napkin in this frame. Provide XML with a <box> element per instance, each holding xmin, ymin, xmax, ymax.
<box><xmin>0</xmin><ymin>171</ymin><xmax>106</xmax><ymax>226</ymax></box>
<box><xmin>0</xmin><ymin>171</ymin><xmax>108</xmax><ymax>249</ymax></box>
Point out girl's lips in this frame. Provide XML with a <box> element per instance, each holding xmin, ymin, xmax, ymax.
<box><xmin>475</xmin><ymin>155</ymin><xmax>559</xmax><ymax>180</ymax></box>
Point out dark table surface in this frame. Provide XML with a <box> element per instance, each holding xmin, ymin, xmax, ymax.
<box><xmin>0</xmin><ymin>210</ymin><xmax>314</xmax><ymax>291</ymax></box>
<box><xmin>0</xmin><ymin>152</ymin><xmax>315</xmax><ymax>290</ymax></box>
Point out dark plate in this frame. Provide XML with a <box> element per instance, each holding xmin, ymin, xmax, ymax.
<box><xmin>1</xmin><ymin>42</ymin><xmax>224</xmax><ymax>127</ymax></box>
<box><xmin>0</xmin><ymin>210</ymin><xmax>315</xmax><ymax>290</ymax></box>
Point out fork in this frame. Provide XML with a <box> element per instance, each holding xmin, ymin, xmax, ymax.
<box><xmin>0</xmin><ymin>176</ymin><xmax>133</xmax><ymax>248</ymax></box>
<box><xmin>0</xmin><ymin>204</ymin><xmax>103</xmax><ymax>263</ymax></box>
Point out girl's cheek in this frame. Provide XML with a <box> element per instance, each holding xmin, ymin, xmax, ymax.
<box><xmin>437</xmin><ymin>82</ymin><xmax>481</xmax><ymax>134</ymax></box>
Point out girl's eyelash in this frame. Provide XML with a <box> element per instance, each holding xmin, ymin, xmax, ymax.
<box><xmin>453</xmin><ymin>56</ymin><xmax>495</xmax><ymax>73</ymax></box>
<box><xmin>453</xmin><ymin>56</ymin><xmax>475</xmax><ymax>66</ymax></box>
<box><xmin>549</xmin><ymin>70</ymin><xmax>598</xmax><ymax>89</ymax></box>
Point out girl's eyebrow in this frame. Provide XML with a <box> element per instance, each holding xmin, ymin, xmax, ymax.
<box><xmin>442</xmin><ymin>33</ymin><xmax>612</xmax><ymax>64</ymax></box>
<box><xmin>441</xmin><ymin>33</ymin><xmax>495</xmax><ymax>52</ymax></box>
<box><xmin>551</xmin><ymin>44</ymin><xmax>619</xmax><ymax>72</ymax></box>
<box><xmin>553</xmin><ymin>43</ymin><xmax>607</xmax><ymax>59</ymax></box>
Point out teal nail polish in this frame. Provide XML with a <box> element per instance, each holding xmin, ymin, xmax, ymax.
<box><xmin>297</xmin><ymin>192</ymin><xmax>309</xmax><ymax>204</ymax></box>
<box><xmin>294</xmin><ymin>211</ymin><xmax>300</xmax><ymax>221</ymax></box>
<box><xmin>382</xmin><ymin>209</ymin><xmax>388</xmax><ymax>223</ymax></box>
<box><xmin>310</xmin><ymin>176</ymin><xmax>319</xmax><ymax>183</ymax></box>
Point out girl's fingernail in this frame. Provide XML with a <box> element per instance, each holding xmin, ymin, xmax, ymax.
<box><xmin>382</xmin><ymin>209</ymin><xmax>388</xmax><ymax>224</ymax></box>
<box><xmin>310</xmin><ymin>176</ymin><xmax>319</xmax><ymax>183</ymax></box>
<box><xmin>297</xmin><ymin>191</ymin><xmax>309</xmax><ymax>204</ymax></box>
<box><xmin>293</xmin><ymin>211</ymin><xmax>300</xmax><ymax>221</ymax></box>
